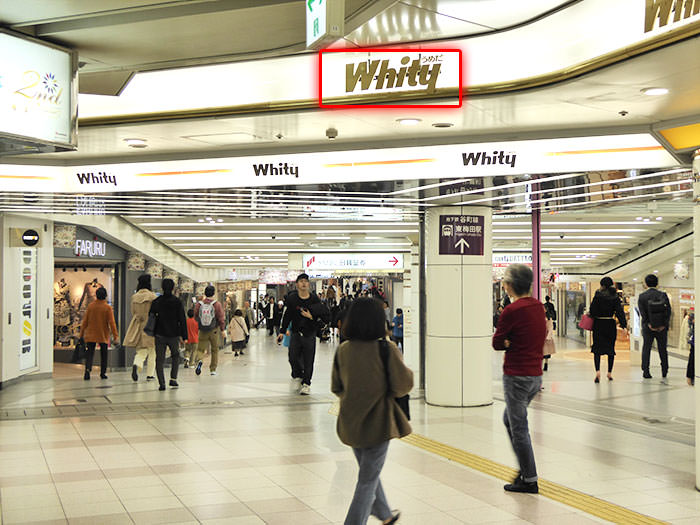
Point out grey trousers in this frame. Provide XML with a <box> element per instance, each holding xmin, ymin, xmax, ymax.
<box><xmin>345</xmin><ymin>440</ymin><xmax>392</xmax><ymax>525</ymax></box>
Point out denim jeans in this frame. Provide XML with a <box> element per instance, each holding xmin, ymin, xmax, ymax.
<box><xmin>344</xmin><ymin>441</ymin><xmax>392</xmax><ymax>525</ymax></box>
<box><xmin>642</xmin><ymin>327</ymin><xmax>669</xmax><ymax>376</ymax></box>
<box><xmin>502</xmin><ymin>375</ymin><xmax>542</xmax><ymax>482</ymax></box>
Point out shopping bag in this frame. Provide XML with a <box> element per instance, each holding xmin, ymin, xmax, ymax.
<box><xmin>282</xmin><ymin>323</ymin><xmax>292</xmax><ymax>347</ymax></box>
<box><xmin>71</xmin><ymin>338</ymin><xmax>86</xmax><ymax>363</ymax></box>
<box><xmin>579</xmin><ymin>313</ymin><xmax>594</xmax><ymax>331</ymax></box>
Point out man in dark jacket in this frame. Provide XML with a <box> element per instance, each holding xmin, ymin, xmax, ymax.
<box><xmin>277</xmin><ymin>273</ymin><xmax>329</xmax><ymax>395</ymax></box>
<box><xmin>149</xmin><ymin>278</ymin><xmax>188</xmax><ymax>391</ymax></box>
<box><xmin>637</xmin><ymin>273</ymin><xmax>672</xmax><ymax>382</ymax></box>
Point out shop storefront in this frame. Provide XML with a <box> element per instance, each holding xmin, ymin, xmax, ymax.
<box><xmin>53</xmin><ymin>225</ymin><xmax>126</xmax><ymax>363</ymax></box>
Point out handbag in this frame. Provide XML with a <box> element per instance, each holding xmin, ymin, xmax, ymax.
<box><xmin>579</xmin><ymin>313</ymin><xmax>594</xmax><ymax>331</ymax></box>
<box><xmin>282</xmin><ymin>322</ymin><xmax>292</xmax><ymax>347</ymax></box>
<box><xmin>143</xmin><ymin>312</ymin><xmax>157</xmax><ymax>337</ymax></box>
<box><xmin>71</xmin><ymin>338</ymin><xmax>87</xmax><ymax>363</ymax></box>
<box><xmin>378</xmin><ymin>339</ymin><xmax>410</xmax><ymax>420</ymax></box>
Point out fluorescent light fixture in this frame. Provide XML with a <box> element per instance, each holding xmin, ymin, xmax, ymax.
<box><xmin>356</xmin><ymin>242</ymin><xmax>412</xmax><ymax>246</ymax></box>
<box><xmin>155</xmin><ymin>230</ymin><xmax>418</xmax><ymax>235</ymax></box>
<box><xmin>316</xmin><ymin>236</ymin><xmax>350</xmax><ymax>240</ymax></box>
<box><xmin>641</xmin><ymin>87</ymin><xmax>668</xmax><ymax>96</ymax></box>
<box><xmin>656</xmin><ymin>217</ymin><xmax>662</xmax><ymax>221</ymax></box>
<box><xmin>365</xmin><ymin>236</ymin><xmax>384</xmax><ymax>239</ymax></box>
<box><xmin>124</xmin><ymin>138</ymin><xmax>147</xmax><ymax>147</ymax></box>
<box><xmin>397</xmin><ymin>118</ymin><xmax>421</xmax><ymax>125</ymax></box>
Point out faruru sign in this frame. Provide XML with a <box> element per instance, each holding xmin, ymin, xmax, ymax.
<box><xmin>303</xmin><ymin>253</ymin><xmax>404</xmax><ymax>270</ymax></box>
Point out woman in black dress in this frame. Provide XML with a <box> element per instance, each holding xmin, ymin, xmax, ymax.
<box><xmin>590</xmin><ymin>277</ymin><xmax>627</xmax><ymax>382</ymax></box>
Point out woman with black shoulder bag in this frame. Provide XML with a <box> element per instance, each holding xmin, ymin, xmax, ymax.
<box><xmin>331</xmin><ymin>298</ymin><xmax>413</xmax><ymax>525</ymax></box>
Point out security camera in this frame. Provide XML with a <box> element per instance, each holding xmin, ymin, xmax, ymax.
<box><xmin>271</xmin><ymin>235</ymin><xmax>276</xmax><ymax>240</ymax></box>
<box><xmin>326</xmin><ymin>127</ymin><xmax>338</xmax><ymax>140</ymax></box>
<box><xmin>276</xmin><ymin>132</ymin><xmax>283</xmax><ymax>140</ymax></box>
<box><xmin>560</xmin><ymin>234</ymin><xmax>565</xmax><ymax>239</ymax></box>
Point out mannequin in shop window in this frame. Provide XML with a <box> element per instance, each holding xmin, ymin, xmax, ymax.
<box><xmin>54</xmin><ymin>278</ymin><xmax>71</xmax><ymax>326</ymax></box>
<box><xmin>79</xmin><ymin>277</ymin><xmax>102</xmax><ymax>310</ymax></box>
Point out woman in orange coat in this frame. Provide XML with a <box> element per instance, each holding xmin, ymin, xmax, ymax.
<box><xmin>80</xmin><ymin>287</ymin><xmax>119</xmax><ymax>380</ymax></box>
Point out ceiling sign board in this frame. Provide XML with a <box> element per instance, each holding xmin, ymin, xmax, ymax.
<box><xmin>303</xmin><ymin>253</ymin><xmax>404</xmax><ymax>270</ymax></box>
<box><xmin>306</xmin><ymin>0</ymin><xmax>344</xmax><ymax>49</ymax></box>
<box><xmin>439</xmin><ymin>215</ymin><xmax>484</xmax><ymax>255</ymax></box>
<box><xmin>320</xmin><ymin>48</ymin><xmax>462</xmax><ymax>107</ymax></box>
<box><xmin>0</xmin><ymin>29</ymin><xmax>77</xmax><ymax>155</ymax></box>
<box><xmin>0</xmin><ymin>134</ymin><xmax>678</xmax><ymax>193</ymax></box>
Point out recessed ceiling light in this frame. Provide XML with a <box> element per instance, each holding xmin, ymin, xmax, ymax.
<box><xmin>635</xmin><ymin>217</ymin><xmax>642</xmax><ymax>220</ymax></box>
<box><xmin>678</xmin><ymin>260</ymin><xmax>683</xmax><ymax>263</ymax></box>
<box><xmin>633</xmin><ymin>278</ymin><xmax>638</xmax><ymax>281</ymax></box>
<box><xmin>397</xmin><ymin>118</ymin><xmax>421</xmax><ymax>125</ymax></box>
<box><xmin>432</xmin><ymin>122</ymin><xmax>454</xmax><ymax>128</ymax></box>
<box><xmin>656</xmin><ymin>217</ymin><xmax>662</xmax><ymax>221</ymax></box>
<box><xmin>653</xmin><ymin>270</ymin><xmax>659</xmax><ymax>273</ymax></box>
<box><xmin>217</xmin><ymin>219</ymin><xmax>223</xmax><ymax>223</ymax></box>
<box><xmin>641</xmin><ymin>87</ymin><xmax>668</xmax><ymax>96</ymax></box>
<box><xmin>197</xmin><ymin>218</ymin><xmax>204</xmax><ymax>222</ymax></box>
<box><xmin>205</xmin><ymin>217</ymin><xmax>212</xmax><ymax>221</ymax></box>
<box><xmin>124</xmin><ymin>138</ymin><xmax>148</xmax><ymax>148</ymax></box>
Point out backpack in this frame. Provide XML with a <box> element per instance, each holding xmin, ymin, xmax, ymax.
<box><xmin>198</xmin><ymin>300</ymin><xmax>218</xmax><ymax>331</ymax></box>
<box><xmin>647</xmin><ymin>295</ymin><xmax>669</xmax><ymax>329</ymax></box>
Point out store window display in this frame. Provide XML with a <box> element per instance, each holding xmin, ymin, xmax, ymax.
<box><xmin>53</xmin><ymin>268</ymin><xmax>113</xmax><ymax>349</ymax></box>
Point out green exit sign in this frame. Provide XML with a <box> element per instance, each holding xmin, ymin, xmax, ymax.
<box><xmin>306</xmin><ymin>0</ymin><xmax>344</xmax><ymax>49</ymax></box>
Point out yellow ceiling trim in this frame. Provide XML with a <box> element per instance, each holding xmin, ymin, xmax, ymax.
<box><xmin>547</xmin><ymin>146</ymin><xmax>664</xmax><ymax>156</ymax></box>
<box><xmin>78</xmin><ymin>19</ymin><xmax>700</xmax><ymax>128</ymax></box>
<box><xmin>659</xmin><ymin>122</ymin><xmax>700</xmax><ymax>150</ymax></box>
<box><xmin>324</xmin><ymin>158</ymin><xmax>435</xmax><ymax>168</ymax></box>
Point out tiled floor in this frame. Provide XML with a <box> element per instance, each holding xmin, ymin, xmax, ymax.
<box><xmin>0</xmin><ymin>331</ymin><xmax>697</xmax><ymax>524</ymax></box>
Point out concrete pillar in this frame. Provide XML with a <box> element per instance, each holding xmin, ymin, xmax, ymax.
<box><xmin>693</xmin><ymin>149</ymin><xmax>700</xmax><ymax>490</ymax></box>
<box><xmin>424</xmin><ymin>206</ymin><xmax>493</xmax><ymax>407</ymax></box>
<box><xmin>532</xmin><ymin>208</ymin><xmax>542</xmax><ymax>302</ymax></box>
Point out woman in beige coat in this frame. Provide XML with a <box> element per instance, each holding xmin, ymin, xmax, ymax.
<box><xmin>227</xmin><ymin>309</ymin><xmax>249</xmax><ymax>357</ymax></box>
<box><xmin>123</xmin><ymin>274</ymin><xmax>157</xmax><ymax>381</ymax></box>
<box><xmin>332</xmin><ymin>298</ymin><xmax>412</xmax><ymax>525</ymax></box>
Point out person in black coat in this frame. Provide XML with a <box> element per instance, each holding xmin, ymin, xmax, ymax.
<box><xmin>637</xmin><ymin>273</ymin><xmax>672</xmax><ymax>381</ymax></box>
<box><xmin>589</xmin><ymin>277</ymin><xmax>626</xmax><ymax>383</ymax></box>
<box><xmin>149</xmin><ymin>278</ymin><xmax>188</xmax><ymax>391</ymax></box>
<box><xmin>277</xmin><ymin>273</ymin><xmax>330</xmax><ymax>395</ymax></box>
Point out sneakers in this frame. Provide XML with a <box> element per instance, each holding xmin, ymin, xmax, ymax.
<box><xmin>195</xmin><ymin>361</ymin><xmax>203</xmax><ymax>375</ymax></box>
<box><xmin>131</xmin><ymin>365</ymin><xmax>138</xmax><ymax>382</ymax></box>
<box><xmin>146</xmin><ymin>376</ymin><xmax>155</xmax><ymax>381</ymax></box>
<box><xmin>239</xmin><ymin>350</ymin><xmax>245</xmax><ymax>355</ymax></box>
<box><xmin>660</xmin><ymin>377</ymin><xmax>669</xmax><ymax>385</ymax></box>
<box><xmin>643</xmin><ymin>371</ymin><xmax>653</xmax><ymax>379</ymax></box>
<box><xmin>299</xmin><ymin>384</ymin><xmax>311</xmax><ymax>395</ymax></box>
<box><xmin>291</xmin><ymin>377</ymin><xmax>302</xmax><ymax>392</ymax></box>
<box><xmin>184</xmin><ymin>358</ymin><xmax>190</xmax><ymax>369</ymax></box>
<box><xmin>100</xmin><ymin>374</ymin><xmax>108</xmax><ymax>380</ymax></box>
<box><xmin>234</xmin><ymin>351</ymin><xmax>239</xmax><ymax>357</ymax></box>
<box><xmin>504</xmin><ymin>476</ymin><xmax>538</xmax><ymax>494</ymax></box>
<box><xmin>158</xmin><ymin>385</ymin><xmax>166</xmax><ymax>391</ymax></box>
<box><xmin>169</xmin><ymin>379</ymin><xmax>179</xmax><ymax>388</ymax></box>
<box><xmin>211</xmin><ymin>371</ymin><xmax>217</xmax><ymax>376</ymax></box>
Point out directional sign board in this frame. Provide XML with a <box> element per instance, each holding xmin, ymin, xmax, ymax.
<box><xmin>439</xmin><ymin>215</ymin><xmax>484</xmax><ymax>255</ymax></box>
<box><xmin>303</xmin><ymin>253</ymin><xmax>404</xmax><ymax>270</ymax></box>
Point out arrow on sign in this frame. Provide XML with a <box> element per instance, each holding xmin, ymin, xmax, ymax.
<box><xmin>455</xmin><ymin>238</ymin><xmax>470</xmax><ymax>253</ymax></box>
<box><xmin>308</xmin><ymin>0</ymin><xmax>321</xmax><ymax>11</ymax></box>
<box><xmin>389</xmin><ymin>256</ymin><xmax>399</xmax><ymax>266</ymax></box>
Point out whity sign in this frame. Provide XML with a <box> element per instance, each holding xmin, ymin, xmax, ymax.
<box><xmin>319</xmin><ymin>48</ymin><xmax>462</xmax><ymax>107</ymax></box>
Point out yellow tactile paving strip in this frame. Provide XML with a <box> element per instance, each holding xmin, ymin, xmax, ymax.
<box><xmin>402</xmin><ymin>433</ymin><xmax>668</xmax><ymax>525</ymax></box>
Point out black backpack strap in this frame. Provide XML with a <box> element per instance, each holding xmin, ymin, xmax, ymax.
<box><xmin>378</xmin><ymin>338</ymin><xmax>391</xmax><ymax>394</ymax></box>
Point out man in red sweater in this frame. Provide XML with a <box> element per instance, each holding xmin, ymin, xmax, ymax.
<box><xmin>492</xmin><ymin>264</ymin><xmax>546</xmax><ymax>494</ymax></box>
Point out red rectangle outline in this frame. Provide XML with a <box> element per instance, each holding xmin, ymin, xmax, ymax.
<box><xmin>318</xmin><ymin>48</ymin><xmax>463</xmax><ymax>109</ymax></box>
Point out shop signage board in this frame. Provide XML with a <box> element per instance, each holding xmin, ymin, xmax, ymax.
<box><xmin>0</xmin><ymin>134</ymin><xmax>677</xmax><ymax>194</ymax></box>
<box><xmin>492</xmin><ymin>252</ymin><xmax>551</xmax><ymax>268</ymax></box>
<box><xmin>75</xmin><ymin>238</ymin><xmax>106</xmax><ymax>257</ymax></box>
<box><xmin>319</xmin><ymin>48</ymin><xmax>462</xmax><ymax>107</ymax></box>
<box><xmin>0</xmin><ymin>29</ymin><xmax>77</xmax><ymax>152</ymax></box>
<box><xmin>303</xmin><ymin>253</ymin><xmax>404</xmax><ymax>270</ymax></box>
<box><xmin>439</xmin><ymin>215</ymin><xmax>484</xmax><ymax>255</ymax></box>
<box><xmin>19</xmin><ymin>247</ymin><xmax>37</xmax><ymax>370</ymax></box>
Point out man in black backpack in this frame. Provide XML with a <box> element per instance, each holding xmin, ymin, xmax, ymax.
<box><xmin>638</xmin><ymin>274</ymin><xmax>672</xmax><ymax>383</ymax></box>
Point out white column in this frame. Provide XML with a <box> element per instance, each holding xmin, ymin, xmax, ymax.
<box><xmin>693</xmin><ymin>150</ymin><xmax>700</xmax><ymax>490</ymax></box>
<box><xmin>425</xmin><ymin>206</ymin><xmax>493</xmax><ymax>407</ymax></box>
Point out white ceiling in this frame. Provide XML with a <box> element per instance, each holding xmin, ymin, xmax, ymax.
<box><xmin>1</xmin><ymin>1</ymin><xmax>697</xmax><ymax>272</ymax></box>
